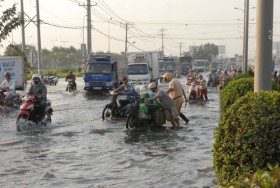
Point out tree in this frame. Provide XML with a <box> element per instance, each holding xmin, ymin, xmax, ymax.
<box><xmin>0</xmin><ymin>0</ymin><xmax>22</xmax><ymax>44</ymax></box>
<box><xmin>193</xmin><ymin>43</ymin><xmax>218</xmax><ymax>62</ymax></box>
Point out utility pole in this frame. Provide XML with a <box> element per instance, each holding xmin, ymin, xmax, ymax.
<box><xmin>36</xmin><ymin>0</ymin><xmax>42</xmax><ymax>75</ymax></box>
<box><xmin>80</xmin><ymin>1</ymin><xmax>96</xmax><ymax>60</ymax></box>
<box><xmin>159</xmin><ymin>28</ymin><xmax>166</xmax><ymax>58</ymax></box>
<box><xmin>179</xmin><ymin>42</ymin><xmax>182</xmax><ymax>57</ymax></box>
<box><xmin>242</xmin><ymin>0</ymin><xmax>249</xmax><ymax>74</ymax></box>
<box><xmin>121</xmin><ymin>22</ymin><xmax>133</xmax><ymax>64</ymax></box>
<box><xmin>108</xmin><ymin>18</ymin><xmax>112</xmax><ymax>53</ymax></box>
<box><xmin>20</xmin><ymin>0</ymin><xmax>26</xmax><ymax>56</ymax></box>
<box><xmin>87</xmin><ymin>0</ymin><xmax>92</xmax><ymax>59</ymax></box>
<box><xmin>254</xmin><ymin>0</ymin><xmax>274</xmax><ymax>92</ymax></box>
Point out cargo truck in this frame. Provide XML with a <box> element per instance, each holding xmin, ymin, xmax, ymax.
<box><xmin>0</xmin><ymin>56</ymin><xmax>25</xmax><ymax>89</ymax></box>
<box><xmin>127</xmin><ymin>51</ymin><xmax>159</xmax><ymax>85</ymax></box>
<box><xmin>83</xmin><ymin>56</ymin><xmax>118</xmax><ymax>91</ymax></box>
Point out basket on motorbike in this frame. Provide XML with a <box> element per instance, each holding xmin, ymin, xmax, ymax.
<box><xmin>153</xmin><ymin>108</ymin><xmax>166</xmax><ymax>126</ymax></box>
<box><xmin>147</xmin><ymin>100</ymin><xmax>166</xmax><ymax>127</ymax></box>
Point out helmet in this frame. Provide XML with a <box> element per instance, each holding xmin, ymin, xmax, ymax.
<box><xmin>4</xmin><ymin>72</ymin><xmax>10</xmax><ymax>77</ymax></box>
<box><xmin>69</xmin><ymin>71</ymin><xmax>73</xmax><ymax>74</ymax></box>
<box><xmin>32</xmin><ymin>74</ymin><xmax>41</xmax><ymax>84</ymax></box>
<box><xmin>163</xmin><ymin>72</ymin><xmax>172</xmax><ymax>82</ymax></box>
<box><xmin>198</xmin><ymin>74</ymin><xmax>203</xmax><ymax>78</ymax></box>
<box><xmin>148</xmin><ymin>82</ymin><xmax>157</xmax><ymax>89</ymax></box>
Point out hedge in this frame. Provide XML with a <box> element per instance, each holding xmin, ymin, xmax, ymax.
<box><xmin>214</xmin><ymin>91</ymin><xmax>280</xmax><ymax>184</ymax></box>
<box><xmin>219</xmin><ymin>77</ymin><xmax>254</xmax><ymax>113</ymax></box>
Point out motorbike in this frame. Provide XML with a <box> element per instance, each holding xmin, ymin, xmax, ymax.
<box><xmin>125</xmin><ymin>93</ymin><xmax>166</xmax><ymax>130</ymax></box>
<box><xmin>0</xmin><ymin>89</ymin><xmax>21</xmax><ymax>110</ymax></box>
<box><xmin>16</xmin><ymin>95</ymin><xmax>53</xmax><ymax>131</ymax></box>
<box><xmin>218</xmin><ymin>78</ymin><xmax>230</xmax><ymax>90</ymax></box>
<box><xmin>207</xmin><ymin>75</ymin><xmax>219</xmax><ymax>87</ymax></box>
<box><xmin>66</xmin><ymin>79</ymin><xmax>75</xmax><ymax>92</ymax></box>
<box><xmin>48</xmin><ymin>76</ymin><xmax>58</xmax><ymax>86</ymax></box>
<box><xmin>102</xmin><ymin>91</ymin><xmax>135</xmax><ymax>120</ymax></box>
<box><xmin>188</xmin><ymin>83</ymin><xmax>197</xmax><ymax>101</ymax></box>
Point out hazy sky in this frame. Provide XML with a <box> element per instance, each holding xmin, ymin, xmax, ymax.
<box><xmin>1</xmin><ymin>0</ymin><xmax>280</xmax><ymax>59</ymax></box>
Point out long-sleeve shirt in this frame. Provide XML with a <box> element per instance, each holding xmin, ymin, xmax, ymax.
<box><xmin>28</xmin><ymin>83</ymin><xmax>47</xmax><ymax>100</ymax></box>
<box><xmin>0</xmin><ymin>79</ymin><xmax>15</xmax><ymax>95</ymax></box>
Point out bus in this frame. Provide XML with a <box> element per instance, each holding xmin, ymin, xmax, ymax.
<box><xmin>158</xmin><ymin>57</ymin><xmax>176</xmax><ymax>76</ymax></box>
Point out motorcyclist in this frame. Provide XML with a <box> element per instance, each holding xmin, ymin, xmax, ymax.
<box><xmin>219</xmin><ymin>69</ymin><xmax>231</xmax><ymax>86</ymax></box>
<box><xmin>197</xmin><ymin>74</ymin><xmax>208</xmax><ymax>100</ymax></box>
<box><xmin>163</xmin><ymin>72</ymin><xmax>189</xmax><ymax>124</ymax></box>
<box><xmin>65</xmin><ymin>71</ymin><xmax>77</xmax><ymax>90</ymax></box>
<box><xmin>0</xmin><ymin>72</ymin><xmax>16</xmax><ymax>105</ymax></box>
<box><xmin>27</xmin><ymin>74</ymin><xmax>47</xmax><ymax>117</ymax></box>
<box><xmin>187</xmin><ymin>69</ymin><xmax>196</xmax><ymax>85</ymax></box>
<box><xmin>113</xmin><ymin>76</ymin><xmax>139</xmax><ymax>111</ymax></box>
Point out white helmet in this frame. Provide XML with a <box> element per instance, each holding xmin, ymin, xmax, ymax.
<box><xmin>148</xmin><ymin>82</ymin><xmax>157</xmax><ymax>89</ymax></box>
<box><xmin>32</xmin><ymin>74</ymin><xmax>40</xmax><ymax>80</ymax></box>
<box><xmin>32</xmin><ymin>74</ymin><xmax>41</xmax><ymax>84</ymax></box>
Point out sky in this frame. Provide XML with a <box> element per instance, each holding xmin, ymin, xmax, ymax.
<box><xmin>0</xmin><ymin>0</ymin><xmax>280</xmax><ymax>59</ymax></box>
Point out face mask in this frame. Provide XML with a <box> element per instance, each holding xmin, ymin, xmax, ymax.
<box><xmin>33</xmin><ymin>79</ymin><xmax>40</xmax><ymax>84</ymax></box>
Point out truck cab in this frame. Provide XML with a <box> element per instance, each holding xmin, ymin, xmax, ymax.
<box><xmin>127</xmin><ymin>52</ymin><xmax>159</xmax><ymax>85</ymax></box>
<box><xmin>83</xmin><ymin>56</ymin><xmax>118</xmax><ymax>91</ymax></box>
<box><xmin>127</xmin><ymin>63</ymin><xmax>151</xmax><ymax>85</ymax></box>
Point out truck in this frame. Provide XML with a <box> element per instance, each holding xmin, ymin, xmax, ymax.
<box><xmin>127</xmin><ymin>51</ymin><xmax>159</xmax><ymax>85</ymax></box>
<box><xmin>83</xmin><ymin>56</ymin><xmax>118</xmax><ymax>91</ymax></box>
<box><xmin>0</xmin><ymin>56</ymin><xmax>25</xmax><ymax>90</ymax></box>
<box><xmin>192</xmin><ymin>59</ymin><xmax>209</xmax><ymax>73</ymax></box>
<box><xmin>180</xmin><ymin>56</ymin><xmax>192</xmax><ymax>76</ymax></box>
<box><xmin>158</xmin><ymin>57</ymin><xmax>177</xmax><ymax>82</ymax></box>
<box><xmin>159</xmin><ymin>57</ymin><xmax>176</xmax><ymax>76</ymax></box>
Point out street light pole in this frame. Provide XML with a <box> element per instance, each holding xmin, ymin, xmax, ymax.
<box><xmin>254</xmin><ymin>0</ymin><xmax>274</xmax><ymax>92</ymax></box>
<box><xmin>108</xmin><ymin>18</ymin><xmax>112</xmax><ymax>53</ymax></box>
<box><xmin>242</xmin><ymin>0</ymin><xmax>249</xmax><ymax>74</ymax></box>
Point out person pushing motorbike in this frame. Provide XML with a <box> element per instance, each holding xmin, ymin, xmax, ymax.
<box><xmin>27</xmin><ymin>74</ymin><xmax>48</xmax><ymax>117</ymax></box>
<box><xmin>163</xmin><ymin>72</ymin><xmax>190</xmax><ymax>124</ymax></box>
<box><xmin>147</xmin><ymin>82</ymin><xmax>180</xmax><ymax>129</ymax></box>
<box><xmin>65</xmin><ymin>71</ymin><xmax>77</xmax><ymax>90</ymax></box>
<box><xmin>0</xmin><ymin>72</ymin><xmax>15</xmax><ymax>105</ymax></box>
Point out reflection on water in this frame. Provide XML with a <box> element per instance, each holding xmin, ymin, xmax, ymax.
<box><xmin>0</xmin><ymin>76</ymin><xmax>219</xmax><ymax>187</ymax></box>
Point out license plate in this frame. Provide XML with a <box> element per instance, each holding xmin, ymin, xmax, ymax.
<box><xmin>93</xmin><ymin>87</ymin><xmax>102</xmax><ymax>90</ymax></box>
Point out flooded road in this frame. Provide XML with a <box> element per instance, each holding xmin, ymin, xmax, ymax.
<box><xmin>0</xmin><ymin>75</ymin><xmax>219</xmax><ymax>188</ymax></box>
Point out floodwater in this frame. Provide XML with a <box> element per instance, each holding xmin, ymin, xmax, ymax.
<box><xmin>0</xmin><ymin>74</ymin><xmax>220</xmax><ymax>188</ymax></box>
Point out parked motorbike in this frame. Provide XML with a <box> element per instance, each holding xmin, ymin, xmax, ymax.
<box><xmin>126</xmin><ymin>94</ymin><xmax>166</xmax><ymax>130</ymax></box>
<box><xmin>0</xmin><ymin>89</ymin><xmax>21</xmax><ymax>110</ymax></box>
<box><xmin>16</xmin><ymin>95</ymin><xmax>53</xmax><ymax>131</ymax></box>
<box><xmin>48</xmin><ymin>76</ymin><xmax>58</xmax><ymax>86</ymax></box>
<box><xmin>102</xmin><ymin>91</ymin><xmax>135</xmax><ymax>120</ymax></box>
<box><xmin>66</xmin><ymin>79</ymin><xmax>75</xmax><ymax>92</ymax></box>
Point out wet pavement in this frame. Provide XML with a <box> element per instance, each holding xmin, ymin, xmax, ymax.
<box><xmin>0</xmin><ymin>74</ymin><xmax>220</xmax><ymax>188</ymax></box>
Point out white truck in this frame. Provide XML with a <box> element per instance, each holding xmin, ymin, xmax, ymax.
<box><xmin>0</xmin><ymin>56</ymin><xmax>25</xmax><ymax>89</ymax></box>
<box><xmin>127</xmin><ymin>51</ymin><xmax>159</xmax><ymax>85</ymax></box>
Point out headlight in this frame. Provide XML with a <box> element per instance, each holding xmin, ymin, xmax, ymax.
<box><xmin>85</xmin><ymin>82</ymin><xmax>90</xmax><ymax>86</ymax></box>
<box><xmin>105</xmin><ymin>82</ymin><xmax>113</xmax><ymax>86</ymax></box>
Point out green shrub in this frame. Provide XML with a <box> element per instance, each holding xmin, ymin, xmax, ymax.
<box><xmin>220</xmin><ymin>77</ymin><xmax>254</xmax><ymax>112</ymax></box>
<box><xmin>214</xmin><ymin>91</ymin><xmax>280</xmax><ymax>184</ymax></box>
<box><xmin>219</xmin><ymin>164</ymin><xmax>280</xmax><ymax>188</ymax></box>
